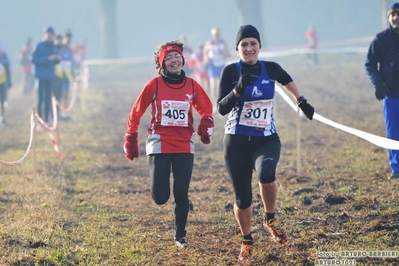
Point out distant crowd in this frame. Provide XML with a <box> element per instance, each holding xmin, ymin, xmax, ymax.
<box><xmin>0</xmin><ymin>24</ymin><xmax>319</xmax><ymax>126</ymax></box>
<box><xmin>0</xmin><ymin>26</ymin><xmax>86</xmax><ymax>126</ymax></box>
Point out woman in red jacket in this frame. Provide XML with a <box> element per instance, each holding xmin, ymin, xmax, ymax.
<box><xmin>124</xmin><ymin>40</ymin><xmax>214</xmax><ymax>248</ymax></box>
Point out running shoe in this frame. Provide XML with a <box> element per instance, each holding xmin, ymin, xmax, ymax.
<box><xmin>388</xmin><ymin>172</ymin><xmax>399</xmax><ymax>180</ymax></box>
<box><xmin>238</xmin><ymin>240</ymin><xmax>254</xmax><ymax>261</ymax></box>
<box><xmin>174</xmin><ymin>237</ymin><xmax>188</xmax><ymax>248</ymax></box>
<box><xmin>263</xmin><ymin>218</ymin><xmax>288</xmax><ymax>244</ymax></box>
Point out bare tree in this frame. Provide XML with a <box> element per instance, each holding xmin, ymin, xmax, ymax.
<box><xmin>235</xmin><ymin>0</ymin><xmax>264</xmax><ymax>46</ymax></box>
<box><xmin>98</xmin><ymin>0</ymin><xmax>119</xmax><ymax>58</ymax></box>
<box><xmin>381</xmin><ymin>0</ymin><xmax>389</xmax><ymax>30</ymax></box>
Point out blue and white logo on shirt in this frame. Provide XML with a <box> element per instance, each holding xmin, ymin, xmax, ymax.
<box><xmin>252</xmin><ymin>86</ymin><xmax>263</xmax><ymax>97</ymax></box>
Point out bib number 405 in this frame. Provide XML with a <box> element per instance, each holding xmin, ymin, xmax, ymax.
<box><xmin>165</xmin><ymin>109</ymin><xmax>186</xmax><ymax>119</ymax></box>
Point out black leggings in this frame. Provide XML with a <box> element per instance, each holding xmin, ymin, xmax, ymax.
<box><xmin>0</xmin><ymin>83</ymin><xmax>6</xmax><ymax>105</ymax></box>
<box><xmin>37</xmin><ymin>79</ymin><xmax>53</xmax><ymax>123</ymax></box>
<box><xmin>223</xmin><ymin>134</ymin><xmax>281</xmax><ymax>209</ymax></box>
<box><xmin>147</xmin><ymin>153</ymin><xmax>194</xmax><ymax>238</ymax></box>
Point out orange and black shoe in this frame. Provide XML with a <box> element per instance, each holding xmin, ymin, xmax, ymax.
<box><xmin>238</xmin><ymin>240</ymin><xmax>254</xmax><ymax>261</ymax></box>
<box><xmin>263</xmin><ymin>218</ymin><xmax>288</xmax><ymax>244</ymax></box>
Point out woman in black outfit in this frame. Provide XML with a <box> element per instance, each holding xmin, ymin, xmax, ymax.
<box><xmin>217</xmin><ymin>24</ymin><xmax>315</xmax><ymax>261</ymax></box>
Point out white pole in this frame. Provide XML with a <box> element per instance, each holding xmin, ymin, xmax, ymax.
<box><xmin>296</xmin><ymin>108</ymin><xmax>301</xmax><ymax>176</ymax></box>
<box><xmin>33</xmin><ymin>108</ymin><xmax>36</xmax><ymax>178</ymax></box>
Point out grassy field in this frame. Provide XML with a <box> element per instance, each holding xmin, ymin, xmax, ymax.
<box><xmin>0</xmin><ymin>53</ymin><xmax>398</xmax><ymax>265</ymax></box>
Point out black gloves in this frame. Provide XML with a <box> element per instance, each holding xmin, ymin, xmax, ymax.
<box><xmin>234</xmin><ymin>69</ymin><xmax>253</xmax><ymax>95</ymax></box>
<box><xmin>374</xmin><ymin>81</ymin><xmax>389</xmax><ymax>100</ymax></box>
<box><xmin>297</xmin><ymin>95</ymin><xmax>314</xmax><ymax>120</ymax></box>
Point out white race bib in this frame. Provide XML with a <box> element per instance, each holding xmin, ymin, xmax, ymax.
<box><xmin>239</xmin><ymin>99</ymin><xmax>273</xmax><ymax>128</ymax></box>
<box><xmin>161</xmin><ymin>100</ymin><xmax>190</xmax><ymax>127</ymax></box>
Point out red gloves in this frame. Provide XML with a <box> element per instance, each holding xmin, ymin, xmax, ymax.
<box><xmin>124</xmin><ymin>132</ymin><xmax>139</xmax><ymax>160</ymax></box>
<box><xmin>197</xmin><ymin>116</ymin><xmax>214</xmax><ymax>144</ymax></box>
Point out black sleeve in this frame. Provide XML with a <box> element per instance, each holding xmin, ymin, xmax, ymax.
<box><xmin>217</xmin><ymin>61</ymin><xmax>294</xmax><ymax>116</ymax></box>
<box><xmin>217</xmin><ymin>63</ymin><xmax>239</xmax><ymax>116</ymax></box>
<box><xmin>264</xmin><ymin>61</ymin><xmax>293</xmax><ymax>86</ymax></box>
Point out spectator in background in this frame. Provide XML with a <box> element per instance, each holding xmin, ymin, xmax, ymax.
<box><xmin>32</xmin><ymin>26</ymin><xmax>60</xmax><ymax>125</ymax></box>
<box><xmin>124</xmin><ymin>40</ymin><xmax>214</xmax><ymax>249</ymax></box>
<box><xmin>72</xmin><ymin>39</ymin><xmax>86</xmax><ymax>78</ymax></box>
<box><xmin>365</xmin><ymin>2</ymin><xmax>399</xmax><ymax>180</ymax></box>
<box><xmin>58</xmin><ymin>30</ymin><xmax>74</xmax><ymax>119</ymax></box>
<box><xmin>187</xmin><ymin>44</ymin><xmax>209</xmax><ymax>95</ymax></box>
<box><xmin>305</xmin><ymin>23</ymin><xmax>319</xmax><ymax>66</ymax></box>
<box><xmin>0</xmin><ymin>44</ymin><xmax>12</xmax><ymax>125</ymax></box>
<box><xmin>19</xmin><ymin>37</ymin><xmax>35</xmax><ymax>94</ymax></box>
<box><xmin>203</xmin><ymin>27</ymin><xmax>230</xmax><ymax>109</ymax></box>
<box><xmin>53</xmin><ymin>34</ymin><xmax>64</xmax><ymax>117</ymax></box>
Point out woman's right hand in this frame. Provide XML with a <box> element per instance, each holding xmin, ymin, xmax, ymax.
<box><xmin>235</xmin><ymin>70</ymin><xmax>252</xmax><ymax>95</ymax></box>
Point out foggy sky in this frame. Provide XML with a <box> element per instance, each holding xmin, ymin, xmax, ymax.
<box><xmin>0</xmin><ymin>0</ymin><xmax>396</xmax><ymax>67</ymax></box>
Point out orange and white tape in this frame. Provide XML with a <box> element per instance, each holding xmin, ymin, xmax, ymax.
<box><xmin>34</xmin><ymin>96</ymin><xmax>63</xmax><ymax>159</ymax></box>
<box><xmin>35</xmin><ymin>95</ymin><xmax>59</xmax><ymax>132</ymax></box>
<box><xmin>45</xmin><ymin>130</ymin><xmax>63</xmax><ymax>159</ymax></box>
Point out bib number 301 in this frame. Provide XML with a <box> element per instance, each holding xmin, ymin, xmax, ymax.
<box><xmin>239</xmin><ymin>99</ymin><xmax>273</xmax><ymax>128</ymax></box>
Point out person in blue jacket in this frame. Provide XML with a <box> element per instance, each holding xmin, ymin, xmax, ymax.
<box><xmin>0</xmin><ymin>44</ymin><xmax>12</xmax><ymax>125</ymax></box>
<box><xmin>32</xmin><ymin>26</ymin><xmax>60</xmax><ymax>125</ymax></box>
<box><xmin>365</xmin><ymin>3</ymin><xmax>399</xmax><ymax>180</ymax></box>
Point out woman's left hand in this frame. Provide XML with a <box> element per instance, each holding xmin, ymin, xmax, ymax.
<box><xmin>297</xmin><ymin>96</ymin><xmax>314</xmax><ymax>120</ymax></box>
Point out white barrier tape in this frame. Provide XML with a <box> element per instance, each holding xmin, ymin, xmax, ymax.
<box><xmin>85</xmin><ymin>47</ymin><xmax>367</xmax><ymax>67</ymax></box>
<box><xmin>0</xmin><ymin>112</ymin><xmax>35</xmax><ymax>165</ymax></box>
<box><xmin>264</xmin><ymin>35</ymin><xmax>374</xmax><ymax>51</ymax></box>
<box><xmin>56</xmin><ymin>80</ymin><xmax>78</xmax><ymax>113</ymax></box>
<box><xmin>84</xmin><ymin>36</ymin><xmax>373</xmax><ymax>67</ymax></box>
<box><xmin>275</xmin><ymin>85</ymin><xmax>399</xmax><ymax>150</ymax></box>
<box><xmin>318</xmin><ymin>35</ymin><xmax>373</xmax><ymax>48</ymax></box>
<box><xmin>313</xmin><ymin>113</ymin><xmax>399</xmax><ymax>150</ymax></box>
<box><xmin>85</xmin><ymin>57</ymin><xmax>152</xmax><ymax>66</ymax></box>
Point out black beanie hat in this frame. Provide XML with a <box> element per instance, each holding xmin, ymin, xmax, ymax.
<box><xmin>235</xmin><ymin>25</ymin><xmax>261</xmax><ymax>50</ymax></box>
<box><xmin>43</xmin><ymin>26</ymin><xmax>55</xmax><ymax>35</ymax></box>
<box><xmin>388</xmin><ymin>2</ymin><xmax>399</xmax><ymax>17</ymax></box>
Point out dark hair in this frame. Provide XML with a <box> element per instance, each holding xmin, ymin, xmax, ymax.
<box><xmin>388</xmin><ymin>3</ymin><xmax>399</xmax><ymax>17</ymax></box>
<box><xmin>154</xmin><ymin>40</ymin><xmax>184</xmax><ymax>74</ymax></box>
<box><xmin>43</xmin><ymin>26</ymin><xmax>55</xmax><ymax>35</ymax></box>
<box><xmin>235</xmin><ymin>24</ymin><xmax>261</xmax><ymax>50</ymax></box>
